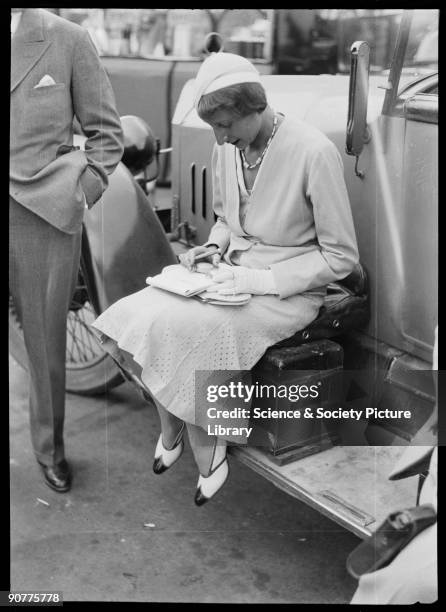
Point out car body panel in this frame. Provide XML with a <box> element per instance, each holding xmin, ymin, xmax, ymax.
<box><xmin>400</xmin><ymin>118</ymin><xmax>437</xmax><ymax>352</ymax></box>
<box><xmin>103</xmin><ymin>57</ymin><xmax>173</xmax><ymax>168</ymax></box>
<box><xmin>74</xmin><ymin>135</ymin><xmax>176</xmax><ymax>312</ymax></box>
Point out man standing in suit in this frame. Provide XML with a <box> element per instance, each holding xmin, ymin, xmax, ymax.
<box><xmin>10</xmin><ymin>8</ymin><xmax>124</xmax><ymax>492</ymax></box>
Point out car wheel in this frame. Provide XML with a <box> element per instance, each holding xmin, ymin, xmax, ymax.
<box><xmin>9</xmin><ymin>265</ymin><xmax>125</xmax><ymax>396</ymax></box>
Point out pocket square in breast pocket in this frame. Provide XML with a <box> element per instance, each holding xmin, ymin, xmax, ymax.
<box><xmin>34</xmin><ymin>74</ymin><xmax>57</xmax><ymax>88</ymax></box>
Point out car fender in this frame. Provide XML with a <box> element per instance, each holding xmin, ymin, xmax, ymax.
<box><xmin>82</xmin><ymin>160</ymin><xmax>177</xmax><ymax>313</ymax></box>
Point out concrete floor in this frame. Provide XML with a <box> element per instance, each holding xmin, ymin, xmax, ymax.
<box><xmin>9</xmin><ymin>356</ymin><xmax>359</xmax><ymax>603</ymax></box>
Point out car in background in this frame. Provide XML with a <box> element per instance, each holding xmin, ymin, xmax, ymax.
<box><xmin>58</xmin><ymin>8</ymin><xmax>407</xmax><ymax>185</ymax></box>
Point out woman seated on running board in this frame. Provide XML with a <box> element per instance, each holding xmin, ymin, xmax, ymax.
<box><xmin>92</xmin><ymin>52</ymin><xmax>359</xmax><ymax>506</ymax></box>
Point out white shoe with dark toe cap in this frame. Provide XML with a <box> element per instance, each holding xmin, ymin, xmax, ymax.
<box><xmin>152</xmin><ymin>425</ymin><xmax>185</xmax><ymax>474</ymax></box>
<box><xmin>194</xmin><ymin>458</ymin><xmax>229</xmax><ymax>506</ymax></box>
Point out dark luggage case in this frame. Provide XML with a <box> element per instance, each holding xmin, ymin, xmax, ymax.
<box><xmin>250</xmin><ymin>339</ymin><xmax>344</xmax><ymax>464</ymax></box>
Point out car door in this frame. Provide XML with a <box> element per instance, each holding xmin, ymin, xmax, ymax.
<box><xmin>358</xmin><ymin>9</ymin><xmax>438</xmax><ymax>362</ymax></box>
<box><xmin>398</xmin><ymin>78</ymin><xmax>438</xmax><ymax>360</ymax></box>
<box><xmin>336</xmin><ymin>10</ymin><xmax>437</xmax><ymax>365</ymax></box>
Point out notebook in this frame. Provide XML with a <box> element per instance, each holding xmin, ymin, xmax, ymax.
<box><xmin>195</xmin><ymin>291</ymin><xmax>251</xmax><ymax>306</ymax></box>
<box><xmin>146</xmin><ymin>264</ymin><xmax>251</xmax><ymax>306</ymax></box>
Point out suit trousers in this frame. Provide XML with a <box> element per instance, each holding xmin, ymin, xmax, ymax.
<box><xmin>9</xmin><ymin>196</ymin><xmax>82</xmax><ymax>465</ymax></box>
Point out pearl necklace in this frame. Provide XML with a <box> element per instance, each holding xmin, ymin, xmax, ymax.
<box><xmin>241</xmin><ymin>113</ymin><xmax>278</xmax><ymax>170</ymax></box>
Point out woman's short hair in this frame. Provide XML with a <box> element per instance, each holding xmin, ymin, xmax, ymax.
<box><xmin>197</xmin><ymin>82</ymin><xmax>267</xmax><ymax>122</ymax></box>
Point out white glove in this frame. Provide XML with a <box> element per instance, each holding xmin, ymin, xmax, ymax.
<box><xmin>211</xmin><ymin>266</ymin><xmax>278</xmax><ymax>296</ymax></box>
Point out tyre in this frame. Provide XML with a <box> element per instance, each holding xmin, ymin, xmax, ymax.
<box><xmin>9</xmin><ymin>264</ymin><xmax>125</xmax><ymax>396</ymax></box>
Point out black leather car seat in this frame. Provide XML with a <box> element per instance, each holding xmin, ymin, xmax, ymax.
<box><xmin>270</xmin><ymin>262</ymin><xmax>369</xmax><ymax>351</ymax></box>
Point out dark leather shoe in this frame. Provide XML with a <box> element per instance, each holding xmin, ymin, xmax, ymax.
<box><xmin>38</xmin><ymin>459</ymin><xmax>72</xmax><ymax>493</ymax></box>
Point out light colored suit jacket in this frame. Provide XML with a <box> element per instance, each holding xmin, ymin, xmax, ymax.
<box><xmin>10</xmin><ymin>9</ymin><xmax>123</xmax><ymax>234</ymax></box>
<box><xmin>206</xmin><ymin>116</ymin><xmax>359</xmax><ymax>299</ymax></box>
